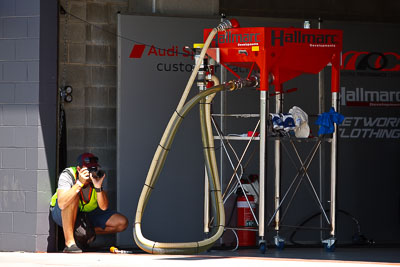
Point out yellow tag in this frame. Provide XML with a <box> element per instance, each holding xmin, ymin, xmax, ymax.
<box><xmin>193</xmin><ymin>43</ymin><xmax>204</xmax><ymax>49</ymax></box>
<box><xmin>252</xmin><ymin>46</ymin><xmax>260</xmax><ymax>52</ymax></box>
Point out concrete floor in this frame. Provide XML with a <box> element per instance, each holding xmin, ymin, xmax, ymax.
<box><xmin>1</xmin><ymin>247</ymin><xmax>399</xmax><ymax>267</ymax></box>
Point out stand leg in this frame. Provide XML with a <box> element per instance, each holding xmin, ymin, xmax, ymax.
<box><xmin>274</xmin><ymin>91</ymin><xmax>283</xmax><ymax>249</ymax></box>
<box><xmin>258</xmin><ymin>90</ymin><xmax>267</xmax><ymax>248</ymax></box>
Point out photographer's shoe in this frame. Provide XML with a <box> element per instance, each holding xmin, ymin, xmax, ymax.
<box><xmin>63</xmin><ymin>244</ymin><xmax>82</xmax><ymax>253</ymax></box>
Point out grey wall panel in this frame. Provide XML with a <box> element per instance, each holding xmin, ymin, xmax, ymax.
<box><xmin>329</xmin><ymin>21</ymin><xmax>400</xmax><ymax>244</ymax></box>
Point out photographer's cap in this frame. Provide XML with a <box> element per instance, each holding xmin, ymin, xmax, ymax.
<box><xmin>77</xmin><ymin>153</ymin><xmax>99</xmax><ymax>168</ymax></box>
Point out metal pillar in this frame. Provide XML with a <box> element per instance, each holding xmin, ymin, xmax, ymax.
<box><xmin>273</xmin><ymin>87</ymin><xmax>283</xmax><ymax>247</ymax></box>
<box><xmin>258</xmin><ymin>90</ymin><xmax>267</xmax><ymax>243</ymax></box>
<box><xmin>330</xmin><ymin>92</ymin><xmax>338</xmax><ymax>237</ymax></box>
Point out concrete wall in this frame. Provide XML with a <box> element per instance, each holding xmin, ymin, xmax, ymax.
<box><xmin>129</xmin><ymin>0</ymin><xmax>218</xmax><ymax>17</ymax></box>
<box><xmin>129</xmin><ymin>0</ymin><xmax>400</xmax><ymax>23</ymax></box>
<box><xmin>58</xmin><ymin>0</ymin><xmax>129</xmax><ymax>210</ymax></box>
<box><xmin>58</xmin><ymin>0</ymin><xmax>129</xmax><ymax>248</ymax></box>
<box><xmin>0</xmin><ymin>0</ymin><xmax>57</xmax><ymax>252</ymax></box>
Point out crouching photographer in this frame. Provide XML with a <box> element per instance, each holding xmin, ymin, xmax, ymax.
<box><xmin>50</xmin><ymin>153</ymin><xmax>128</xmax><ymax>253</ymax></box>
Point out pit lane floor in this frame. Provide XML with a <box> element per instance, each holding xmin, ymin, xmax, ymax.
<box><xmin>1</xmin><ymin>247</ymin><xmax>400</xmax><ymax>267</ymax></box>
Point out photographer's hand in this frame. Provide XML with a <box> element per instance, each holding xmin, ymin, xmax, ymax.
<box><xmin>91</xmin><ymin>172</ymin><xmax>105</xmax><ymax>189</ymax></box>
<box><xmin>78</xmin><ymin>167</ymin><xmax>90</xmax><ymax>185</ymax></box>
<box><xmin>91</xmin><ymin>172</ymin><xmax>108</xmax><ymax>210</ymax></box>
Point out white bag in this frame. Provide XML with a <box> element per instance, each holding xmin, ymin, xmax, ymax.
<box><xmin>289</xmin><ymin>106</ymin><xmax>310</xmax><ymax>138</ymax></box>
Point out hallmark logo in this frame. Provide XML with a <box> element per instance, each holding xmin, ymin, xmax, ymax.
<box><xmin>213</xmin><ymin>32</ymin><xmax>261</xmax><ymax>46</ymax></box>
<box><xmin>271</xmin><ymin>30</ymin><xmax>337</xmax><ymax>47</ymax></box>
<box><xmin>340</xmin><ymin>86</ymin><xmax>400</xmax><ymax>107</ymax></box>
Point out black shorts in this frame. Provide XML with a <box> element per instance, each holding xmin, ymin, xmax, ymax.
<box><xmin>50</xmin><ymin>200</ymin><xmax>117</xmax><ymax>229</ymax></box>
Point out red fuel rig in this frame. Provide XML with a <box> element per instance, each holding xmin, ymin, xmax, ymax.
<box><xmin>199</xmin><ymin>19</ymin><xmax>343</xmax><ymax>253</ymax></box>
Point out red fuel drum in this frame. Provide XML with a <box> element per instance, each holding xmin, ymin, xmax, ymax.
<box><xmin>236</xmin><ymin>195</ymin><xmax>256</xmax><ymax>247</ymax></box>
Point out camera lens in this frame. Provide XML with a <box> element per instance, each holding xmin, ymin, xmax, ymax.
<box><xmin>89</xmin><ymin>167</ymin><xmax>105</xmax><ymax>179</ymax></box>
<box><xmin>95</xmin><ymin>170</ymin><xmax>105</xmax><ymax>178</ymax></box>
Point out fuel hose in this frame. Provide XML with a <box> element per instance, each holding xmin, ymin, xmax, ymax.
<box><xmin>134</xmin><ymin>19</ymin><xmax>242</xmax><ymax>254</ymax></box>
<box><xmin>133</xmin><ymin>82</ymin><xmax>237</xmax><ymax>254</ymax></box>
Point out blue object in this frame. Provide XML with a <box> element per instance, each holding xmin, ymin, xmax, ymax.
<box><xmin>315</xmin><ymin>107</ymin><xmax>345</xmax><ymax>135</ymax></box>
<box><xmin>259</xmin><ymin>242</ymin><xmax>267</xmax><ymax>254</ymax></box>
<box><xmin>276</xmin><ymin>240</ymin><xmax>285</xmax><ymax>250</ymax></box>
<box><xmin>282</xmin><ymin>113</ymin><xmax>296</xmax><ymax>131</ymax></box>
<box><xmin>270</xmin><ymin>113</ymin><xmax>296</xmax><ymax>131</ymax></box>
<box><xmin>324</xmin><ymin>242</ymin><xmax>336</xmax><ymax>252</ymax></box>
<box><xmin>271</xmin><ymin>113</ymin><xmax>284</xmax><ymax>129</ymax></box>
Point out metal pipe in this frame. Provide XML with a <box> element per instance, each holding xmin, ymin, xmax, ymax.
<box><xmin>274</xmin><ymin>93</ymin><xmax>281</xmax><ymax>231</ymax></box>
<box><xmin>258</xmin><ymin>90</ymin><xmax>267</xmax><ymax>238</ymax></box>
<box><xmin>219</xmin><ymin>37</ymin><xmax>227</xmax><ymax>195</ymax></box>
<box><xmin>330</xmin><ymin>92</ymin><xmax>338</xmax><ymax>236</ymax></box>
<box><xmin>217</xmin><ymin>20</ymin><xmax>228</xmax><ymax>232</ymax></box>
<box><xmin>318</xmin><ymin>17</ymin><xmax>325</xmax><ymax>241</ymax></box>
<box><xmin>329</xmin><ymin>54</ymin><xmax>340</xmax><ymax>238</ymax></box>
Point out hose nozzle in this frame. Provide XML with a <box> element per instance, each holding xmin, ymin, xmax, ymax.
<box><xmin>215</xmin><ymin>18</ymin><xmax>240</xmax><ymax>32</ymax></box>
<box><xmin>110</xmin><ymin>246</ymin><xmax>133</xmax><ymax>254</ymax></box>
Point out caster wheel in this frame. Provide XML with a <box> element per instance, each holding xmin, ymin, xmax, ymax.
<box><xmin>324</xmin><ymin>243</ymin><xmax>335</xmax><ymax>252</ymax></box>
<box><xmin>259</xmin><ymin>243</ymin><xmax>267</xmax><ymax>254</ymax></box>
<box><xmin>276</xmin><ymin>241</ymin><xmax>284</xmax><ymax>250</ymax></box>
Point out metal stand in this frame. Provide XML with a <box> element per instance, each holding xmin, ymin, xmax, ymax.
<box><xmin>267</xmin><ymin>136</ymin><xmax>331</xmax><ymax>238</ymax></box>
<box><xmin>267</xmin><ymin>63</ymin><xmax>340</xmax><ymax>251</ymax></box>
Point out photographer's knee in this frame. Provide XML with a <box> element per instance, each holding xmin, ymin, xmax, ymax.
<box><xmin>117</xmin><ymin>215</ymin><xmax>129</xmax><ymax>232</ymax></box>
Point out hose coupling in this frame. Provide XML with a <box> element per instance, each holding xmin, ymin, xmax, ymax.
<box><xmin>246</xmin><ymin>75</ymin><xmax>259</xmax><ymax>88</ymax></box>
<box><xmin>230</xmin><ymin>76</ymin><xmax>259</xmax><ymax>90</ymax></box>
<box><xmin>215</xmin><ymin>19</ymin><xmax>240</xmax><ymax>32</ymax></box>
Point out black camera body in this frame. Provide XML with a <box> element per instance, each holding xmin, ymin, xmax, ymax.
<box><xmin>88</xmin><ymin>167</ymin><xmax>105</xmax><ymax>179</ymax></box>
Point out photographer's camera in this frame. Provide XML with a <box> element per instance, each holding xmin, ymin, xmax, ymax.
<box><xmin>89</xmin><ymin>167</ymin><xmax>105</xmax><ymax>179</ymax></box>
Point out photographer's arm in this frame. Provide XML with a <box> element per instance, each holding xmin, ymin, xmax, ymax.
<box><xmin>96</xmin><ymin>189</ymin><xmax>109</xmax><ymax>210</ymax></box>
<box><xmin>58</xmin><ymin>168</ymin><xmax>90</xmax><ymax>210</ymax></box>
<box><xmin>92</xmin><ymin>174</ymin><xmax>108</xmax><ymax>210</ymax></box>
